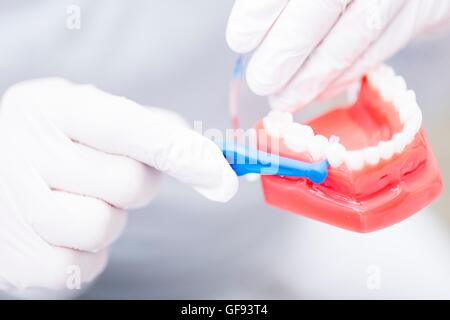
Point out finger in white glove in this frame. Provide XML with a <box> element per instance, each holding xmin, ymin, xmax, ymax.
<box><xmin>0</xmin><ymin>78</ymin><xmax>238</xmax><ymax>292</ymax></box>
<box><xmin>323</xmin><ymin>0</ymin><xmax>450</xmax><ymax>96</ymax></box>
<box><xmin>269</xmin><ymin>0</ymin><xmax>406</xmax><ymax>109</ymax></box>
<box><xmin>226</xmin><ymin>0</ymin><xmax>289</xmax><ymax>54</ymax></box>
<box><xmin>244</xmin><ymin>0</ymin><xmax>352</xmax><ymax>96</ymax></box>
<box><xmin>227</xmin><ymin>0</ymin><xmax>450</xmax><ymax>110</ymax></box>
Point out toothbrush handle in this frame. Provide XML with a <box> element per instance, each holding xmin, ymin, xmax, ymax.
<box><xmin>220</xmin><ymin>142</ymin><xmax>328</xmax><ymax>184</ymax></box>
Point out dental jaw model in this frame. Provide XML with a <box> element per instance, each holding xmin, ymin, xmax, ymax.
<box><xmin>257</xmin><ymin>65</ymin><xmax>442</xmax><ymax>233</ymax></box>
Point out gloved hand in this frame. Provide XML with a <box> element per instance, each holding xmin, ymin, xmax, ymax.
<box><xmin>227</xmin><ymin>0</ymin><xmax>450</xmax><ymax>111</ymax></box>
<box><xmin>0</xmin><ymin>78</ymin><xmax>237</xmax><ymax>294</ymax></box>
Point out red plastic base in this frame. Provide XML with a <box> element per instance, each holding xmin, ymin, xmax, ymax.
<box><xmin>257</xmin><ymin>78</ymin><xmax>442</xmax><ymax>233</ymax></box>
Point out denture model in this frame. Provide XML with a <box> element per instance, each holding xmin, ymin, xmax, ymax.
<box><xmin>254</xmin><ymin>65</ymin><xmax>442</xmax><ymax>233</ymax></box>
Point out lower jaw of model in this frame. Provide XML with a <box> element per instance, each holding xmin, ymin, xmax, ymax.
<box><xmin>257</xmin><ymin>65</ymin><xmax>442</xmax><ymax>233</ymax></box>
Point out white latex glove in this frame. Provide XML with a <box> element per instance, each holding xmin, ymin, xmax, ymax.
<box><xmin>227</xmin><ymin>0</ymin><xmax>450</xmax><ymax>110</ymax></box>
<box><xmin>0</xmin><ymin>78</ymin><xmax>237</xmax><ymax>293</ymax></box>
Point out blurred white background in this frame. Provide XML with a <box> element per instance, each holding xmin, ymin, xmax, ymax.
<box><xmin>0</xmin><ymin>0</ymin><xmax>449</xmax><ymax>299</ymax></box>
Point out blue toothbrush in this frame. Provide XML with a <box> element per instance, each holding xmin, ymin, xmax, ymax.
<box><xmin>219</xmin><ymin>142</ymin><xmax>328</xmax><ymax>184</ymax></box>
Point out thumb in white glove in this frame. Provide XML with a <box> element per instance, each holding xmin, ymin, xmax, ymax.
<box><xmin>226</xmin><ymin>0</ymin><xmax>450</xmax><ymax>111</ymax></box>
<box><xmin>0</xmin><ymin>78</ymin><xmax>238</xmax><ymax>294</ymax></box>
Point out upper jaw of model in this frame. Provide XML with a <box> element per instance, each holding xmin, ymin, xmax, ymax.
<box><xmin>262</xmin><ymin>65</ymin><xmax>423</xmax><ymax>171</ymax></box>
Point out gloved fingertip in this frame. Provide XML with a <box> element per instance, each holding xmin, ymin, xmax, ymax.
<box><xmin>194</xmin><ymin>162</ymin><xmax>239</xmax><ymax>203</ymax></box>
<box><xmin>122</xmin><ymin>168</ymin><xmax>161</xmax><ymax>210</ymax></box>
<box><xmin>226</xmin><ymin>31</ymin><xmax>259</xmax><ymax>54</ymax></box>
<box><xmin>245</xmin><ymin>63</ymin><xmax>280</xmax><ymax>96</ymax></box>
<box><xmin>225</xmin><ymin>14</ymin><xmax>259</xmax><ymax>54</ymax></box>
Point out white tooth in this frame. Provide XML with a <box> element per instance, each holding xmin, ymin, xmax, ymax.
<box><xmin>368</xmin><ymin>70</ymin><xmax>382</xmax><ymax>89</ymax></box>
<box><xmin>368</xmin><ymin>65</ymin><xmax>393</xmax><ymax>88</ymax></box>
<box><xmin>399</xmin><ymin>104</ymin><xmax>417</xmax><ymax>124</ymax></box>
<box><xmin>403</xmin><ymin>122</ymin><xmax>416</xmax><ymax>145</ymax></box>
<box><xmin>392</xmin><ymin>132</ymin><xmax>408</xmax><ymax>154</ymax></box>
<box><xmin>394</xmin><ymin>75</ymin><xmax>407</xmax><ymax>92</ymax></box>
<box><xmin>379</xmin><ymin>64</ymin><xmax>395</xmax><ymax>78</ymax></box>
<box><xmin>329</xmin><ymin>135</ymin><xmax>340</xmax><ymax>144</ymax></box>
<box><xmin>378</xmin><ymin>140</ymin><xmax>395</xmax><ymax>160</ymax></box>
<box><xmin>263</xmin><ymin>110</ymin><xmax>293</xmax><ymax>138</ymax></box>
<box><xmin>307</xmin><ymin>134</ymin><xmax>329</xmax><ymax>161</ymax></box>
<box><xmin>411</xmin><ymin>103</ymin><xmax>422</xmax><ymax>122</ymax></box>
<box><xmin>363</xmin><ymin>146</ymin><xmax>381</xmax><ymax>166</ymax></box>
<box><xmin>394</xmin><ymin>90</ymin><xmax>418</xmax><ymax>124</ymax></box>
<box><xmin>326</xmin><ymin>142</ymin><xmax>346</xmax><ymax>168</ymax></box>
<box><xmin>344</xmin><ymin>150</ymin><xmax>364</xmax><ymax>171</ymax></box>
<box><xmin>393</xmin><ymin>90</ymin><xmax>415</xmax><ymax>110</ymax></box>
<box><xmin>400</xmin><ymin>102</ymin><xmax>420</xmax><ymax>125</ymax></box>
<box><xmin>403</xmin><ymin>111</ymin><xmax>422</xmax><ymax>145</ymax></box>
<box><xmin>380</xmin><ymin>75</ymin><xmax>406</xmax><ymax>103</ymax></box>
<box><xmin>263</xmin><ymin>121</ymin><xmax>283</xmax><ymax>138</ymax></box>
<box><xmin>283</xmin><ymin>123</ymin><xmax>314</xmax><ymax>152</ymax></box>
<box><xmin>379</xmin><ymin>81</ymin><xmax>395</xmax><ymax>102</ymax></box>
<box><xmin>407</xmin><ymin>112</ymin><xmax>422</xmax><ymax>136</ymax></box>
